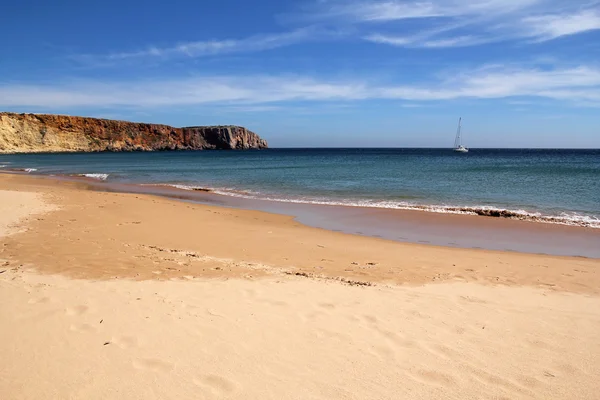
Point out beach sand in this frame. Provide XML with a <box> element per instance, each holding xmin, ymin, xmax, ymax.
<box><xmin>1</xmin><ymin>173</ymin><xmax>599</xmax><ymax>399</ymax></box>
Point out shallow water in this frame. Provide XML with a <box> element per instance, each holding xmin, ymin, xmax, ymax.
<box><xmin>1</xmin><ymin>148</ymin><xmax>599</xmax><ymax>227</ymax></box>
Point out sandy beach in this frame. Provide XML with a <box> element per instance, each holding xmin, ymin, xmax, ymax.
<box><xmin>1</xmin><ymin>173</ymin><xmax>599</xmax><ymax>399</ymax></box>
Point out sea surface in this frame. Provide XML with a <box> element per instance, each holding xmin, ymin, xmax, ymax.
<box><xmin>1</xmin><ymin>148</ymin><xmax>599</xmax><ymax>228</ymax></box>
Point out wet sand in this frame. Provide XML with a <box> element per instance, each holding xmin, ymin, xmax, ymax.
<box><xmin>1</xmin><ymin>173</ymin><xmax>600</xmax><ymax>399</ymax></box>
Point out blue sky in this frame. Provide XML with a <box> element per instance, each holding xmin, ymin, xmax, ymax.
<box><xmin>1</xmin><ymin>0</ymin><xmax>600</xmax><ymax>147</ymax></box>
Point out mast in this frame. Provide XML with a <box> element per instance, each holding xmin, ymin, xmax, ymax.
<box><xmin>454</xmin><ymin>117</ymin><xmax>462</xmax><ymax>148</ymax></box>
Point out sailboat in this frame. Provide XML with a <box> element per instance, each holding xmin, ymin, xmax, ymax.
<box><xmin>453</xmin><ymin>117</ymin><xmax>469</xmax><ymax>153</ymax></box>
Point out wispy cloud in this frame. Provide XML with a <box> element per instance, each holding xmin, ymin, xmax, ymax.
<box><xmin>306</xmin><ymin>0</ymin><xmax>600</xmax><ymax>48</ymax></box>
<box><xmin>70</xmin><ymin>1</ymin><xmax>600</xmax><ymax>67</ymax></box>
<box><xmin>74</xmin><ymin>27</ymin><xmax>326</xmax><ymax>64</ymax></box>
<box><xmin>452</xmin><ymin>65</ymin><xmax>600</xmax><ymax>100</ymax></box>
<box><xmin>310</xmin><ymin>0</ymin><xmax>538</xmax><ymax>22</ymax></box>
<box><xmin>0</xmin><ymin>76</ymin><xmax>368</xmax><ymax>107</ymax></box>
<box><xmin>520</xmin><ymin>9</ymin><xmax>600</xmax><ymax>42</ymax></box>
<box><xmin>114</xmin><ymin>29</ymin><xmax>311</xmax><ymax>59</ymax></box>
<box><xmin>313</xmin><ymin>0</ymin><xmax>445</xmax><ymax>21</ymax></box>
<box><xmin>422</xmin><ymin>35</ymin><xmax>491</xmax><ymax>48</ymax></box>
<box><xmin>2</xmin><ymin>65</ymin><xmax>599</xmax><ymax>108</ymax></box>
<box><xmin>365</xmin><ymin>33</ymin><xmax>495</xmax><ymax>48</ymax></box>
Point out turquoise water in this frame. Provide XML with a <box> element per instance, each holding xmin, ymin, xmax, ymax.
<box><xmin>1</xmin><ymin>149</ymin><xmax>599</xmax><ymax>227</ymax></box>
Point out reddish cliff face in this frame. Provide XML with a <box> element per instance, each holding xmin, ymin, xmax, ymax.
<box><xmin>0</xmin><ymin>113</ymin><xmax>268</xmax><ymax>153</ymax></box>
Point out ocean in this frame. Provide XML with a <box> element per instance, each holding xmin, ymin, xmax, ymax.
<box><xmin>1</xmin><ymin>148</ymin><xmax>599</xmax><ymax>228</ymax></box>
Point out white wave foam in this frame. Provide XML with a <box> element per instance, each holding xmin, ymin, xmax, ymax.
<box><xmin>24</xmin><ymin>168</ymin><xmax>37</xmax><ymax>173</ymax></box>
<box><xmin>170</xmin><ymin>184</ymin><xmax>199</xmax><ymax>191</ymax></box>
<box><xmin>158</xmin><ymin>184</ymin><xmax>600</xmax><ymax>229</ymax></box>
<box><xmin>78</xmin><ymin>173</ymin><xmax>109</xmax><ymax>181</ymax></box>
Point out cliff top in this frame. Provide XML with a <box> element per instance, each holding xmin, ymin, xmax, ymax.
<box><xmin>0</xmin><ymin>112</ymin><xmax>246</xmax><ymax>130</ymax></box>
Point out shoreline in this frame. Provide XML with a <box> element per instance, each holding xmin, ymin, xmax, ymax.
<box><xmin>3</xmin><ymin>166</ymin><xmax>599</xmax><ymax>229</ymax></box>
<box><xmin>3</xmin><ymin>170</ymin><xmax>600</xmax><ymax>258</ymax></box>
<box><xmin>159</xmin><ymin>182</ymin><xmax>600</xmax><ymax>229</ymax></box>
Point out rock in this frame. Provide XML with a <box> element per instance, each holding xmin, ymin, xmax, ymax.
<box><xmin>0</xmin><ymin>112</ymin><xmax>268</xmax><ymax>153</ymax></box>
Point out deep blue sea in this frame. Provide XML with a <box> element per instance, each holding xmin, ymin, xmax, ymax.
<box><xmin>1</xmin><ymin>149</ymin><xmax>599</xmax><ymax>228</ymax></box>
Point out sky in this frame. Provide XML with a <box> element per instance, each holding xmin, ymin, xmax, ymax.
<box><xmin>1</xmin><ymin>0</ymin><xmax>600</xmax><ymax>148</ymax></box>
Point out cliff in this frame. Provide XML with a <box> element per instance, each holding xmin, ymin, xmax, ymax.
<box><xmin>0</xmin><ymin>113</ymin><xmax>268</xmax><ymax>153</ymax></box>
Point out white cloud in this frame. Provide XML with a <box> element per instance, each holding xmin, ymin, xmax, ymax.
<box><xmin>70</xmin><ymin>1</ymin><xmax>600</xmax><ymax>65</ymax></box>
<box><xmin>365</xmin><ymin>33</ymin><xmax>495</xmax><ymax>48</ymax></box>
<box><xmin>422</xmin><ymin>35</ymin><xmax>491</xmax><ymax>48</ymax></box>
<box><xmin>319</xmin><ymin>0</ymin><xmax>539</xmax><ymax>22</ymax></box>
<box><xmin>75</xmin><ymin>28</ymin><xmax>322</xmax><ymax>63</ymax></box>
<box><xmin>310</xmin><ymin>0</ymin><xmax>600</xmax><ymax>48</ymax></box>
<box><xmin>325</xmin><ymin>1</ymin><xmax>445</xmax><ymax>21</ymax></box>
<box><xmin>521</xmin><ymin>9</ymin><xmax>600</xmax><ymax>41</ymax></box>
<box><xmin>2</xmin><ymin>65</ymin><xmax>599</xmax><ymax>108</ymax></box>
<box><xmin>0</xmin><ymin>77</ymin><xmax>368</xmax><ymax>108</ymax></box>
<box><xmin>363</xmin><ymin>33</ymin><xmax>413</xmax><ymax>46</ymax></box>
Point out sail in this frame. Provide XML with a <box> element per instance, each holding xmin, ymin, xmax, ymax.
<box><xmin>454</xmin><ymin>117</ymin><xmax>462</xmax><ymax>148</ymax></box>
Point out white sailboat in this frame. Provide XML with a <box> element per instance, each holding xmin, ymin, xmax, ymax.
<box><xmin>453</xmin><ymin>117</ymin><xmax>469</xmax><ymax>153</ymax></box>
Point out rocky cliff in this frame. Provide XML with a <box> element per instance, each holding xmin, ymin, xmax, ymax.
<box><xmin>0</xmin><ymin>113</ymin><xmax>268</xmax><ymax>153</ymax></box>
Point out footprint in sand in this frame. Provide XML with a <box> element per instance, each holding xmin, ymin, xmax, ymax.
<box><xmin>132</xmin><ymin>358</ymin><xmax>174</xmax><ymax>373</ymax></box>
<box><xmin>370</xmin><ymin>344</ymin><xmax>396</xmax><ymax>359</ymax></box>
<box><xmin>554</xmin><ymin>362</ymin><xmax>579</xmax><ymax>375</ymax></box>
<box><xmin>459</xmin><ymin>295</ymin><xmax>488</xmax><ymax>304</ymax></box>
<box><xmin>69</xmin><ymin>323</ymin><xmax>96</xmax><ymax>333</ymax></box>
<box><xmin>65</xmin><ymin>305</ymin><xmax>89</xmax><ymax>316</ymax></box>
<box><xmin>362</xmin><ymin>315</ymin><xmax>378</xmax><ymax>324</ymax></box>
<box><xmin>260</xmin><ymin>298</ymin><xmax>288</xmax><ymax>307</ymax></box>
<box><xmin>466</xmin><ymin>366</ymin><xmax>532</xmax><ymax>396</ymax></box>
<box><xmin>300</xmin><ymin>310</ymin><xmax>325</xmax><ymax>322</ymax></box>
<box><xmin>28</xmin><ymin>296</ymin><xmax>51</xmax><ymax>304</ymax></box>
<box><xmin>111</xmin><ymin>335</ymin><xmax>139</xmax><ymax>349</ymax></box>
<box><xmin>526</xmin><ymin>338</ymin><xmax>554</xmax><ymax>350</ymax></box>
<box><xmin>193</xmin><ymin>375</ymin><xmax>237</xmax><ymax>395</ymax></box>
<box><xmin>516</xmin><ymin>374</ymin><xmax>544</xmax><ymax>389</ymax></box>
<box><xmin>317</xmin><ymin>302</ymin><xmax>336</xmax><ymax>310</ymax></box>
<box><xmin>407</xmin><ymin>369</ymin><xmax>457</xmax><ymax>387</ymax></box>
<box><xmin>420</xmin><ymin>342</ymin><xmax>458</xmax><ymax>361</ymax></box>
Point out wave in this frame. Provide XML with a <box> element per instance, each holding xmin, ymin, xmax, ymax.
<box><xmin>0</xmin><ymin>167</ymin><xmax>36</xmax><ymax>172</ymax></box>
<box><xmin>77</xmin><ymin>173</ymin><xmax>109</xmax><ymax>181</ymax></box>
<box><xmin>161</xmin><ymin>184</ymin><xmax>600</xmax><ymax>229</ymax></box>
<box><xmin>168</xmin><ymin>184</ymin><xmax>243</xmax><ymax>195</ymax></box>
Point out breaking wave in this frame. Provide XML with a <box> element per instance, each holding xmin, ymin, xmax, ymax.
<box><xmin>164</xmin><ymin>184</ymin><xmax>600</xmax><ymax>229</ymax></box>
<box><xmin>77</xmin><ymin>173</ymin><xmax>110</xmax><ymax>181</ymax></box>
<box><xmin>0</xmin><ymin>167</ymin><xmax>37</xmax><ymax>172</ymax></box>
